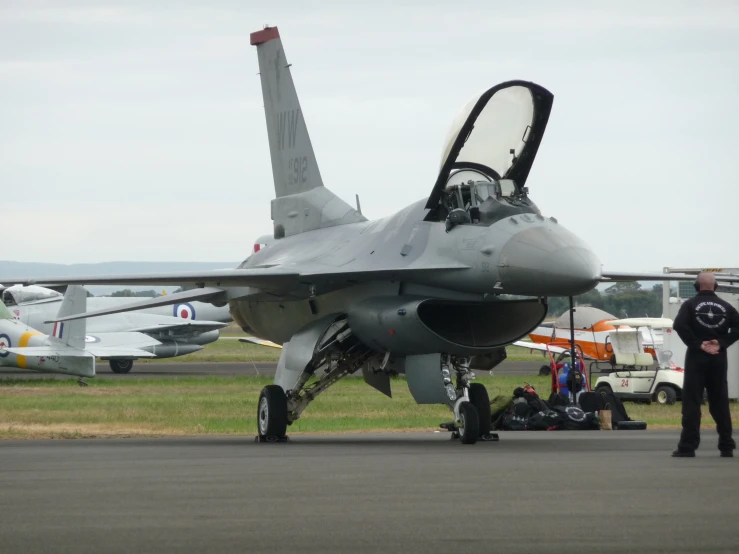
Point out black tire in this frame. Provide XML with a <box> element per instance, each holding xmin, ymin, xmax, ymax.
<box><xmin>468</xmin><ymin>383</ymin><xmax>491</xmax><ymax>436</ymax></box>
<box><xmin>595</xmin><ymin>383</ymin><xmax>612</xmax><ymax>396</ymax></box>
<box><xmin>654</xmin><ymin>385</ymin><xmax>677</xmax><ymax>405</ymax></box>
<box><xmin>257</xmin><ymin>385</ymin><xmax>288</xmax><ymax>439</ymax></box>
<box><xmin>458</xmin><ymin>402</ymin><xmax>479</xmax><ymax>445</ymax></box>
<box><xmin>538</xmin><ymin>365</ymin><xmax>551</xmax><ymax>376</ymax></box>
<box><xmin>109</xmin><ymin>359</ymin><xmax>133</xmax><ymax>374</ymax></box>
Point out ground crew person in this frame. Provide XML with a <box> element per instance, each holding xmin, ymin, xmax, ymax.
<box><xmin>672</xmin><ymin>272</ymin><xmax>739</xmax><ymax>457</ymax></box>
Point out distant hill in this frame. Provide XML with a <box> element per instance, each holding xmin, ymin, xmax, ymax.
<box><xmin>0</xmin><ymin>261</ymin><xmax>240</xmax><ymax>296</ymax></box>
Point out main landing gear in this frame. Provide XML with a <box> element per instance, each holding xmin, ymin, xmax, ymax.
<box><xmin>439</xmin><ymin>357</ymin><xmax>499</xmax><ymax>445</ymax></box>
<box><xmin>109</xmin><ymin>359</ymin><xmax>134</xmax><ymax>374</ymax></box>
<box><xmin>255</xmin><ymin>385</ymin><xmax>290</xmax><ymax>443</ymax></box>
<box><xmin>255</xmin><ymin>324</ymin><xmax>371</xmax><ymax>442</ymax></box>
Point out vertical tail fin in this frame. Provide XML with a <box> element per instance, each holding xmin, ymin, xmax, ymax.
<box><xmin>0</xmin><ymin>298</ymin><xmax>14</xmax><ymax>320</ymax></box>
<box><xmin>252</xmin><ymin>26</ymin><xmax>324</xmax><ymax>198</ymax></box>
<box><xmin>50</xmin><ymin>285</ymin><xmax>87</xmax><ymax>349</ymax></box>
<box><xmin>251</xmin><ymin>26</ymin><xmax>366</xmax><ymax>237</ymax></box>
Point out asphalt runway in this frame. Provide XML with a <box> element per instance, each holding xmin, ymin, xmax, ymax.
<box><xmin>1</xmin><ymin>431</ymin><xmax>736</xmax><ymax>554</ymax></box>
<box><xmin>0</xmin><ymin>360</ymin><xmax>544</xmax><ymax>379</ymax></box>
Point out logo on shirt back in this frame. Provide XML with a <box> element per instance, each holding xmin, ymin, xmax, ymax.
<box><xmin>695</xmin><ymin>301</ymin><xmax>728</xmax><ymax>329</ymax></box>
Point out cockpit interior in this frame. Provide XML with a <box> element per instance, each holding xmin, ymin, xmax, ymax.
<box><xmin>431</xmin><ymin>168</ymin><xmax>541</xmax><ymax>230</ymax></box>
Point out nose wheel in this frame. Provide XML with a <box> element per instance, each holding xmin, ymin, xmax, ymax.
<box><xmin>456</xmin><ymin>402</ymin><xmax>480</xmax><ymax>444</ymax></box>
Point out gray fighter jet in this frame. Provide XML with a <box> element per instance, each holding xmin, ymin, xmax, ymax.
<box><xmin>7</xmin><ymin>26</ymin><xmax>739</xmax><ymax>443</ymax></box>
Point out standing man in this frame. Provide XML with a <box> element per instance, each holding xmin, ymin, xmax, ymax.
<box><xmin>672</xmin><ymin>272</ymin><xmax>739</xmax><ymax>457</ymax></box>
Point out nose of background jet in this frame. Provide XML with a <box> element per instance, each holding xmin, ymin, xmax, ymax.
<box><xmin>498</xmin><ymin>222</ymin><xmax>601</xmax><ymax>297</ymax></box>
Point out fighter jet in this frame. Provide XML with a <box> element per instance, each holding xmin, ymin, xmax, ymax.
<box><xmin>0</xmin><ymin>286</ymin><xmax>159</xmax><ymax>380</ymax></box>
<box><xmin>7</xmin><ymin>26</ymin><xmax>739</xmax><ymax>444</ymax></box>
<box><xmin>0</xmin><ymin>284</ymin><xmax>229</xmax><ymax>373</ymax></box>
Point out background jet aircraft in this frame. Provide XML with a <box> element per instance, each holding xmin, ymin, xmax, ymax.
<box><xmin>0</xmin><ymin>284</ymin><xmax>229</xmax><ymax>373</ymax></box>
<box><xmin>0</xmin><ymin>286</ymin><xmax>159</xmax><ymax>379</ymax></box>
<box><xmin>6</xmin><ymin>26</ymin><xmax>739</xmax><ymax>444</ymax></box>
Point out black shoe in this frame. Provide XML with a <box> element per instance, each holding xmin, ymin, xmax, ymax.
<box><xmin>672</xmin><ymin>449</ymin><xmax>695</xmax><ymax>458</ymax></box>
<box><xmin>720</xmin><ymin>450</ymin><xmax>734</xmax><ymax>458</ymax></box>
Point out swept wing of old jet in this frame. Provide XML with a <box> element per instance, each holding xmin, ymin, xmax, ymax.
<box><xmin>0</xmin><ymin>286</ymin><xmax>159</xmax><ymax>379</ymax></box>
<box><xmin>6</xmin><ymin>26</ymin><xmax>739</xmax><ymax>443</ymax></box>
<box><xmin>0</xmin><ymin>284</ymin><xmax>229</xmax><ymax>373</ymax></box>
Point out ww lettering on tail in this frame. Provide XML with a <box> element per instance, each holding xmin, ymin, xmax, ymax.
<box><xmin>276</xmin><ymin>109</ymin><xmax>300</xmax><ymax>151</ymax></box>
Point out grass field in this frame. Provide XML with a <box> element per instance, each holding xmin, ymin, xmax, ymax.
<box><xmin>140</xmin><ymin>338</ymin><xmax>549</xmax><ymax>364</ymax></box>
<box><xmin>1</xmin><ymin>375</ymin><xmax>738</xmax><ymax>439</ymax></box>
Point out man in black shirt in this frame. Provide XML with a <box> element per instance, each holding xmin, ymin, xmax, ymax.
<box><xmin>672</xmin><ymin>272</ymin><xmax>739</xmax><ymax>457</ymax></box>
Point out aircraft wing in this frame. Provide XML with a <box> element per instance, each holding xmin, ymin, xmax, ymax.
<box><xmin>83</xmin><ymin>331</ymin><xmax>160</xmax><ymax>357</ymax></box>
<box><xmin>17</xmin><ymin>264</ymin><xmax>469</xmax><ymax>323</ymax></box>
<box><xmin>3</xmin><ymin>346</ymin><xmax>157</xmax><ymax>358</ymax></box>
<box><xmin>128</xmin><ymin>321</ymin><xmax>228</xmax><ymax>337</ymax></box>
<box><xmin>606</xmin><ymin>317</ymin><xmax>673</xmax><ymax>329</ymax></box>
<box><xmin>601</xmin><ymin>271</ymin><xmax>739</xmax><ymax>283</ymax></box>
<box><xmin>511</xmin><ymin>340</ymin><xmax>596</xmax><ymax>360</ymax></box>
<box><xmin>512</xmin><ymin>341</ymin><xmax>566</xmax><ymax>355</ymax></box>
<box><xmin>239</xmin><ymin>336</ymin><xmax>282</xmax><ymax>349</ymax></box>
<box><xmin>14</xmin><ymin>269</ymin><xmax>299</xmax><ymax>289</ymax></box>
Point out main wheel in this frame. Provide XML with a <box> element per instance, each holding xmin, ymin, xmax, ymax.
<box><xmin>654</xmin><ymin>385</ymin><xmax>677</xmax><ymax>405</ymax></box>
<box><xmin>538</xmin><ymin>365</ymin><xmax>551</xmax><ymax>376</ymax></box>
<box><xmin>458</xmin><ymin>402</ymin><xmax>479</xmax><ymax>445</ymax></box>
<box><xmin>109</xmin><ymin>359</ymin><xmax>133</xmax><ymax>374</ymax></box>
<box><xmin>468</xmin><ymin>383</ymin><xmax>491</xmax><ymax>437</ymax></box>
<box><xmin>257</xmin><ymin>385</ymin><xmax>288</xmax><ymax>440</ymax></box>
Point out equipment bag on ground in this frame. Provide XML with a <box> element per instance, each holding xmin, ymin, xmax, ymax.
<box><xmin>552</xmin><ymin>405</ymin><xmax>600</xmax><ymax>430</ymax></box>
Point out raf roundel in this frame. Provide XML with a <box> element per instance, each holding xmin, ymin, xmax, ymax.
<box><xmin>0</xmin><ymin>333</ymin><xmax>10</xmax><ymax>357</ymax></box>
<box><xmin>174</xmin><ymin>303</ymin><xmax>196</xmax><ymax>320</ymax></box>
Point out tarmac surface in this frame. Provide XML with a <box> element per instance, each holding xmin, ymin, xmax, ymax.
<box><xmin>0</xmin><ymin>431</ymin><xmax>736</xmax><ymax>554</ymax></box>
<box><xmin>0</xmin><ymin>359</ymin><xmax>543</xmax><ymax>379</ymax></box>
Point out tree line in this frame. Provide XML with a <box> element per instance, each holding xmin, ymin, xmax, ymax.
<box><xmin>546</xmin><ymin>282</ymin><xmax>666</xmax><ymax>319</ymax></box>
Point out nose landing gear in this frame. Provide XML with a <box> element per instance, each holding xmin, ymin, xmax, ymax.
<box><xmin>439</xmin><ymin>357</ymin><xmax>499</xmax><ymax>444</ymax></box>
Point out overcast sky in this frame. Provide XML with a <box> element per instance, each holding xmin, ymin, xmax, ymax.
<box><xmin>1</xmin><ymin>0</ymin><xmax>738</xmax><ymax>271</ymax></box>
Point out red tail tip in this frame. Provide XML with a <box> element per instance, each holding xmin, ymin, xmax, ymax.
<box><xmin>250</xmin><ymin>26</ymin><xmax>280</xmax><ymax>46</ymax></box>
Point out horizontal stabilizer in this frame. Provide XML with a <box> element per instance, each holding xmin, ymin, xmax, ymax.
<box><xmin>3</xmin><ymin>346</ymin><xmax>93</xmax><ymax>357</ymax></box>
<box><xmin>4</xmin><ymin>344</ymin><xmax>157</xmax><ymax>359</ymax></box>
<box><xmin>239</xmin><ymin>336</ymin><xmax>282</xmax><ymax>349</ymax></box>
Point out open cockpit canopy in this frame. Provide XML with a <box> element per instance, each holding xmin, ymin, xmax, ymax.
<box><xmin>425</xmin><ymin>81</ymin><xmax>553</xmax><ymax>225</ymax></box>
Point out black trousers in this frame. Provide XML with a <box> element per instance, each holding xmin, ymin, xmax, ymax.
<box><xmin>678</xmin><ymin>350</ymin><xmax>735</xmax><ymax>452</ymax></box>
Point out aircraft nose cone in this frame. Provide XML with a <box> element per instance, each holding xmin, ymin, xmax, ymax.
<box><xmin>498</xmin><ymin>223</ymin><xmax>601</xmax><ymax>296</ymax></box>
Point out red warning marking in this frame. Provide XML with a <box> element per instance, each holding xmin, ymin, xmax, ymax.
<box><xmin>250</xmin><ymin>27</ymin><xmax>280</xmax><ymax>45</ymax></box>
